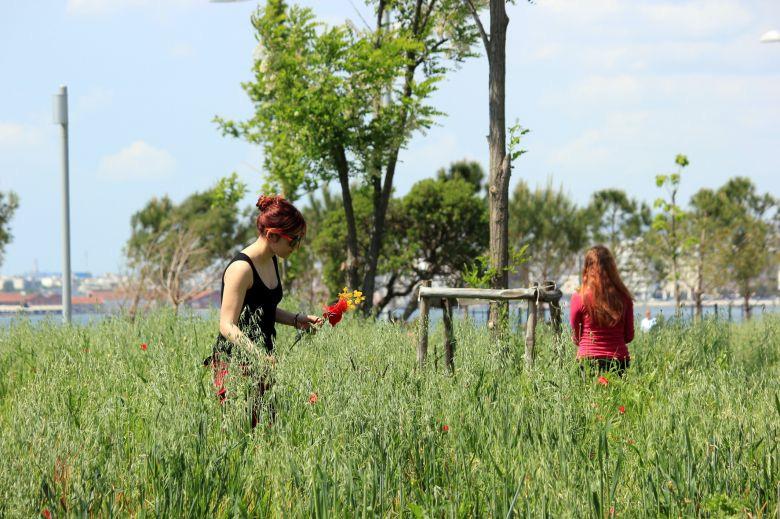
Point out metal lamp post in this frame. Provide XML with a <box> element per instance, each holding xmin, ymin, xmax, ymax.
<box><xmin>53</xmin><ymin>85</ymin><xmax>72</xmax><ymax>324</ymax></box>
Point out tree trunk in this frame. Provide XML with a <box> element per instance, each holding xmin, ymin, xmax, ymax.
<box><xmin>362</xmin><ymin>152</ymin><xmax>398</xmax><ymax>316</ymax></box>
<box><xmin>694</xmin><ymin>239</ymin><xmax>704</xmax><ymax>321</ymax></box>
<box><xmin>671</xmin><ymin>190</ymin><xmax>681</xmax><ymax>316</ymax></box>
<box><xmin>742</xmin><ymin>284</ymin><xmax>751</xmax><ymax>321</ymax></box>
<box><xmin>361</xmin><ymin>2</ymin><xmax>423</xmax><ymax>316</ymax></box>
<box><xmin>332</xmin><ymin>146</ymin><xmax>361</xmax><ymax>290</ymax></box>
<box><xmin>486</xmin><ymin>0</ymin><xmax>510</xmax><ymax>331</ymax></box>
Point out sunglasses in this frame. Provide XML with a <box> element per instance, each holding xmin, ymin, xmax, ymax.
<box><xmin>277</xmin><ymin>232</ymin><xmax>303</xmax><ymax>249</ymax></box>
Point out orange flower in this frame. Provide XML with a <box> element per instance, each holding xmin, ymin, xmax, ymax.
<box><xmin>441</xmin><ymin>424</ymin><xmax>449</xmax><ymax>432</ymax></box>
<box><xmin>597</xmin><ymin>376</ymin><xmax>608</xmax><ymax>386</ymax></box>
<box><xmin>41</xmin><ymin>510</ymin><xmax>51</xmax><ymax>519</ymax></box>
<box><xmin>140</xmin><ymin>343</ymin><xmax>148</xmax><ymax>351</ymax></box>
<box><xmin>308</xmin><ymin>392</ymin><xmax>318</xmax><ymax>404</ymax></box>
<box><xmin>618</xmin><ymin>405</ymin><xmax>626</xmax><ymax>414</ymax></box>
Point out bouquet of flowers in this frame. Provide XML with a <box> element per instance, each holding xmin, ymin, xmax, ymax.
<box><xmin>323</xmin><ymin>287</ymin><xmax>365</xmax><ymax>326</ymax></box>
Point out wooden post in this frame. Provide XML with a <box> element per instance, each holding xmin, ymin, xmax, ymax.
<box><xmin>550</xmin><ymin>300</ymin><xmax>562</xmax><ymax>335</ymax></box>
<box><xmin>417</xmin><ymin>280</ymin><xmax>431</xmax><ymax>368</ymax></box>
<box><xmin>442</xmin><ymin>298</ymin><xmax>455</xmax><ymax>374</ymax></box>
<box><xmin>543</xmin><ymin>281</ymin><xmax>562</xmax><ymax>336</ymax></box>
<box><xmin>525</xmin><ymin>283</ymin><xmax>538</xmax><ymax>368</ymax></box>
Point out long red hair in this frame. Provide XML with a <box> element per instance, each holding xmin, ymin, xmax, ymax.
<box><xmin>579</xmin><ymin>245</ymin><xmax>632</xmax><ymax>327</ymax></box>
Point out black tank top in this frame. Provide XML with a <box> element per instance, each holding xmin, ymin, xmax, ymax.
<box><xmin>210</xmin><ymin>252</ymin><xmax>283</xmax><ymax>359</ymax></box>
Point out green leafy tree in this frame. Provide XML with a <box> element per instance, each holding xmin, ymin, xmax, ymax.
<box><xmin>437</xmin><ymin>159</ymin><xmax>485</xmax><ymax>194</ymax></box>
<box><xmin>125</xmin><ymin>174</ymin><xmax>249</xmax><ymax>314</ymax></box>
<box><xmin>314</xmin><ymin>176</ymin><xmax>488</xmax><ymax>318</ymax></box>
<box><xmin>509</xmin><ymin>179</ymin><xmax>587</xmax><ymax>286</ymax></box>
<box><xmin>217</xmin><ymin>0</ymin><xmax>481</xmax><ymax>315</ymax></box>
<box><xmin>652</xmin><ymin>154</ymin><xmax>689</xmax><ymax>313</ymax></box>
<box><xmin>0</xmin><ymin>191</ymin><xmax>19</xmax><ymax>268</ymax></box>
<box><xmin>712</xmin><ymin>177</ymin><xmax>777</xmax><ymax>319</ymax></box>
<box><xmin>585</xmin><ymin>189</ymin><xmax>651</xmax><ymax>296</ymax></box>
<box><xmin>586</xmin><ymin>189</ymin><xmax>651</xmax><ymax>264</ymax></box>
<box><xmin>683</xmin><ymin>188</ymin><xmax>722</xmax><ymax>320</ymax></box>
<box><xmin>281</xmin><ymin>186</ymin><xmax>342</xmax><ymax>310</ymax></box>
<box><xmin>391</xmin><ymin>177</ymin><xmax>488</xmax><ymax>318</ymax></box>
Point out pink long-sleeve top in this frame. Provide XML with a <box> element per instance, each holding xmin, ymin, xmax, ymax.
<box><xmin>570</xmin><ymin>291</ymin><xmax>634</xmax><ymax>360</ymax></box>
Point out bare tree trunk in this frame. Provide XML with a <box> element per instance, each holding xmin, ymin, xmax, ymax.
<box><xmin>332</xmin><ymin>145</ymin><xmax>361</xmax><ymax>290</ymax></box>
<box><xmin>486</xmin><ymin>0</ymin><xmax>510</xmax><ymax>331</ymax></box>
<box><xmin>694</xmin><ymin>239</ymin><xmax>704</xmax><ymax>321</ymax></box>
<box><xmin>671</xmin><ymin>190</ymin><xmax>681</xmax><ymax>316</ymax></box>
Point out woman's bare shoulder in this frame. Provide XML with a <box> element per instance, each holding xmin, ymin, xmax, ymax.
<box><xmin>224</xmin><ymin>260</ymin><xmax>253</xmax><ymax>288</ymax></box>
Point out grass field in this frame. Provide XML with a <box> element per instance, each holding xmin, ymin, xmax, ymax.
<box><xmin>1</xmin><ymin>309</ymin><xmax>778</xmax><ymax>517</ymax></box>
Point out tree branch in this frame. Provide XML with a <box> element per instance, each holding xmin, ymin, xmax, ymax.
<box><xmin>419</xmin><ymin>0</ymin><xmax>439</xmax><ymax>35</ymax></box>
<box><xmin>415</xmin><ymin>37</ymin><xmax>450</xmax><ymax>66</ymax></box>
<box><xmin>462</xmin><ymin>0</ymin><xmax>490</xmax><ymax>52</ymax></box>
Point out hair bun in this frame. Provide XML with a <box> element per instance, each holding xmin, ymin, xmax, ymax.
<box><xmin>256</xmin><ymin>194</ymin><xmax>282</xmax><ymax>212</ymax></box>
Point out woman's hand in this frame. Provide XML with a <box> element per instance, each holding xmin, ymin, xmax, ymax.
<box><xmin>295</xmin><ymin>314</ymin><xmax>323</xmax><ymax>332</ymax></box>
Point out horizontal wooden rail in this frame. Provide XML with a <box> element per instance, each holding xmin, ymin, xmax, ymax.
<box><xmin>418</xmin><ymin>286</ymin><xmax>562</xmax><ymax>303</ymax></box>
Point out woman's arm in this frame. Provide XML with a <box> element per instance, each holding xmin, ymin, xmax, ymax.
<box><xmin>219</xmin><ymin>262</ymin><xmax>262</xmax><ymax>357</ymax></box>
<box><xmin>570</xmin><ymin>292</ymin><xmax>583</xmax><ymax>345</ymax></box>
<box><xmin>276</xmin><ymin>307</ymin><xmax>323</xmax><ymax>330</ymax></box>
<box><xmin>624</xmin><ymin>298</ymin><xmax>635</xmax><ymax>344</ymax></box>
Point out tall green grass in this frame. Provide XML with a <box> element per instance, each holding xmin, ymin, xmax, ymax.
<box><xmin>0</xmin><ymin>311</ymin><xmax>778</xmax><ymax>517</ymax></box>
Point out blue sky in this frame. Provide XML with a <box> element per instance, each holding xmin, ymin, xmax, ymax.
<box><xmin>1</xmin><ymin>0</ymin><xmax>778</xmax><ymax>276</ymax></box>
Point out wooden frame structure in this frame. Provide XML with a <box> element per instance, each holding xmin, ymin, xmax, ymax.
<box><xmin>417</xmin><ymin>280</ymin><xmax>563</xmax><ymax>371</ymax></box>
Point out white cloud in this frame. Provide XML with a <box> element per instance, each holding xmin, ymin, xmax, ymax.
<box><xmin>97</xmin><ymin>141</ymin><xmax>176</xmax><ymax>181</ymax></box>
<box><xmin>0</xmin><ymin>123</ymin><xmax>42</xmax><ymax>150</ymax></box>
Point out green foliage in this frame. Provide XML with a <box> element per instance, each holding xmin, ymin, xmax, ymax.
<box><xmin>0</xmin><ymin>190</ymin><xmax>19</xmax><ymax>267</ymax></box>
<box><xmin>312</xmin><ymin>186</ymin><xmax>379</xmax><ymax>297</ymax></box>
<box><xmin>647</xmin><ymin>155</ymin><xmax>689</xmax><ymax>306</ymax></box>
<box><xmin>1</xmin><ymin>314</ymin><xmax>779</xmax><ymax>516</ymax></box>
<box><xmin>586</xmin><ymin>189</ymin><xmax>650</xmax><ymax>252</ymax></box>
<box><xmin>462</xmin><ymin>246</ymin><xmax>528</xmax><ymax>289</ymax></box>
<box><xmin>313</xmin><ymin>176</ymin><xmax>488</xmax><ymax>311</ymax></box>
<box><xmin>507</xmin><ymin>119</ymin><xmax>530</xmax><ymax>163</ymax></box>
<box><xmin>436</xmin><ymin>159</ymin><xmax>485</xmax><ymax>194</ymax></box>
<box><xmin>710</xmin><ymin>177</ymin><xmax>778</xmax><ymax>303</ymax></box>
<box><xmin>125</xmin><ymin>175</ymin><xmax>251</xmax><ymax>308</ymax></box>
<box><xmin>217</xmin><ymin>0</ymin><xmax>484</xmax><ymax>313</ymax></box>
<box><xmin>509</xmin><ymin>179</ymin><xmax>587</xmax><ymax>283</ymax></box>
<box><xmin>216</xmin><ymin>0</ymin><xmax>479</xmax><ymax>200</ymax></box>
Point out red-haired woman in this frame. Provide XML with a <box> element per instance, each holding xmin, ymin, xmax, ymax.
<box><xmin>570</xmin><ymin>245</ymin><xmax>635</xmax><ymax>376</ymax></box>
<box><xmin>205</xmin><ymin>194</ymin><xmax>322</xmax><ymax>426</ymax></box>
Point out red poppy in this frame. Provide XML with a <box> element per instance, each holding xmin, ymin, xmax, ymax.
<box><xmin>441</xmin><ymin>424</ymin><xmax>449</xmax><ymax>432</ymax></box>
<box><xmin>323</xmin><ymin>299</ymin><xmax>349</xmax><ymax>326</ymax></box>
<box><xmin>308</xmin><ymin>392</ymin><xmax>318</xmax><ymax>404</ymax></box>
<box><xmin>140</xmin><ymin>343</ymin><xmax>148</xmax><ymax>351</ymax></box>
<box><xmin>597</xmin><ymin>376</ymin><xmax>608</xmax><ymax>386</ymax></box>
<box><xmin>41</xmin><ymin>510</ymin><xmax>51</xmax><ymax>519</ymax></box>
<box><xmin>618</xmin><ymin>405</ymin><xmax>626</xmax><ymax>414</ymax></box>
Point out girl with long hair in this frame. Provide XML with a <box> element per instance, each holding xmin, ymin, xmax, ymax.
<box><xmin>205</xmin><ymin>194</ymin><xmax>322</xmax><ymax>427</ymax></box>
<box><xmin>570</xmin><ymin>245</ymin><xmax>635</xmax><ymax>375</ymax></box>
